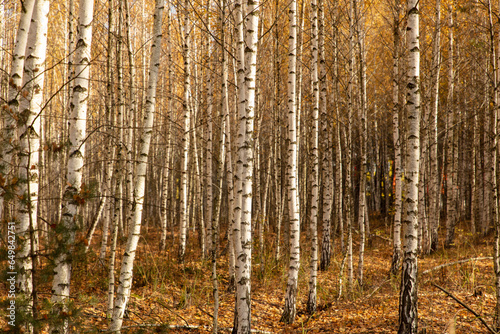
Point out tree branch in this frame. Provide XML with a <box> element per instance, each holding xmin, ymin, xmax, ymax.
<box><xmin>432</xmin><ymin>283</ymin><xmax>497</xmax><ymax>334</ymax></box>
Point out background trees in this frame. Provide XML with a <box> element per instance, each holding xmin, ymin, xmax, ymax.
<box><xmin>2</xmin><ymin>0</ymin><xmax>500</xmax><ymax>332</ymax></box>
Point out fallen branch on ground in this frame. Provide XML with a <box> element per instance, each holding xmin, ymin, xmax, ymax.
<box><xmin>422</xmin><ymin>257</ymin><xmax>492</xmax><ymax>275</ymax></box>
<box><xmin>432</xmin><ymin>283</ymin><xmax>497</xmax><ymax>334</ymax></box>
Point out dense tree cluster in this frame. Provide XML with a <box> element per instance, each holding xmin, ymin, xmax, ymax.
<box><xmin>2</xmin><ymin>0</ymin><xmax>500</xmax><ymax>332</ymax></box>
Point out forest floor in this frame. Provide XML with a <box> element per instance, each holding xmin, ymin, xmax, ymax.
<box><xmin>1</xmin><ymin>218</ymin><xmax>498</xmax><ymax>333</ymax></box>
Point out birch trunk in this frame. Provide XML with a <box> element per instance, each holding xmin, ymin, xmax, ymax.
<box><xmin>99</xmin><ymin>0</ymin><xmax>115</xmax><ymax>261</ymax></box>
<box><xmin>307</xmin><ymin>0</ymin><xmax>319</xmax><ymax>314</ymax></box>
<box><xmin>444</xmin><ymin>7</ymin><xmax>456</xmax><ymax>248</ymax></box>
<box><xmin>225</xmin><ymin>62</ymin><xmax>236</xmax><ymax>291</ymax></box>
<box><xmin>398</xmin><ymin>0</ymin><xmax>420</xmax><ymax>331</ymax></box>
<box><xmin>1</xmin><ymin>0</ymin><xmax>35</xmax><ymax>219</ymax></box>
<box><xmin>347</xmin><ymin>0</ymin><xmax>355</xmax><ymax>289</ymax></box>
<box><xmin>50</xmin><ymin>0</ymin><xmax>94</xmax><ymax>332</ymax></box>
<box><xmin>164</xmin><ymin>0</ymin><xmax>174</xmax><ymax>246</ymax></box>
<box><xmin>211</xmin><ymin>3</ymin><xmax>229</xmax><ymax>326</ymax></box>
<box><xmin>281</xmin><ymin>0</ymin><xmax>300</xmax><ymax>323</ymax></box>
<box><xmin>332</xmin><ymin>3</ymin><xmax>343</xmax><ymax>253</ymax></box>
<box><xmin>109</xmin><ymin>0</ymin><xmax>164</xmax><ymax>330</ymax></box>
<box><xmin>124</xmin><ymin>0</ymin><xmax>136</xmax><ymax>235</ymax></box>
<box><xmin>319</xmin><ymin>0</ymin><xmax>333</xmax><ymax>272</ymax></box>
<box><xmin>232</xmin><ymin>0</ymin><xmax>259</xmax><ymax>329</ymax></box>
<box><xmin>429</xmin><ymin>0</ymin><xmax>441</xmax><ymax>253</ymax></box>
<box><xmin>391</xmin><ymin>0</ymin><xmax>402</xmax><ymax>274</ymax></box>
<box><xmin>471</xmin><ymin>99</ymin><xmax>478</xmax><ymax>234</ymax></box>
<box><xmin>179</xmin><ymin>0</ymin><xmax>191</xmax><ymax>262</ymax></box>
<box><xmin>489</xmin><ymin>0</ymin><xmax>500</xmax><ymax>328</ymax></box>
<box><xmin>356</xmin><ymin>0</ymin><xmax>368</xmax><ymax>286</ymax></box>
<box><xmin>17</xmin><ymin>1</ymin><xmax>50</xmax><ymax>329</ymax></box>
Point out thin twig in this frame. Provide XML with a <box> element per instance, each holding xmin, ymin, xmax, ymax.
<box><xmin>432</xmin><ymin>283</ymin><xmax>497</xmax><ymax>334</ymax></box>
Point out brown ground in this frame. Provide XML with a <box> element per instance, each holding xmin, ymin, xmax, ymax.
<box><xmin>1</xmin><ymin>220</ymin><xmax>496</xmax><ymax>333</ymax></box>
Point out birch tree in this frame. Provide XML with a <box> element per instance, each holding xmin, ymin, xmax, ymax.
<box><xmin>17</xmin><ymin>0</ymin><xmax>50</xmax><ymax>330</ymax></box>
<box><xmin>356</xmin><ymin>0</ymin><xmax>368</xmax><ymax>286</ymax></box>
<box><xmin>429</xmin><ymin>0</ymin><xmax>441</xmax><ymax>253</ymax></box>
<box><xmin>1</xmin><ymin>0</ymin><xmax>35</xmax><ymax>220</ymax></box>
<box><xmin>281</xmin><ymin>0</ymin><xmax>300</xmax><ymax>322</ymax></box>
<box><xmin>346</xmin><ymin>0</ymin><xmax>355</xmax><ymax>288</ymax></box>
<box><xmin>391</xmin><ymin>0</ymin><xmax>402</xmax><ymax>274</ymax></box>
<box><xmin>307</xmin><ymin>0</ymin><xmax>319</xmax><ymax>314</ymax></box>
<box><xmin>319</xmin><ymin>0</ymin><xmax>333</xmax><ymax>272</ymax></box>
<box><xmin>488</xmin><ymin>0</ymin><xmax>500</xmax><ymax>329</ymax></box>
<box><xmin>398</xmin><ymin>0</ymin><xmax>420</xmax><ymax>331</ymax></box>
<box><xmin>179</xmin><ymin>0</ymin><xmax>191</xmax><ymax>263</ymax></box>
<box><xmin>444</xmin><ymin>7</ymin><xmax>457</xmax><ymax>248</ymax></box>
<box><xmin>109</xmin><ymin>0</ymin><xmax>165</xmax><ymax>330</ymax></box>
<box><xmin>232</xmin><ymin>0</ymin><xmax>259</xmax><ymax>328</ymax></box>
<box><xmin>50</xmin><ymin>0</ymin><xmax>94</xmax><ymax>332</ymax></box>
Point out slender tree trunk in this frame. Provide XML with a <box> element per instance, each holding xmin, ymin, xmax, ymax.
<box><xmin>307</xmin><ymin>0</ymin><xmax>319</xmax><ymax>314</ymax></box>
<box><xmin>391</xmin><ymin>0</ymin><xmax>402</xmax><ymax>274</ymax></box>
<box><xmin>179</xmin><ymin>0</ymin><xmax>192</xmax><ymax>262</ymax></box>
<box><xmin>109</xmin><ymin>1</ymin><xmax>164</xmax><ymax>330</ymax></box>
<box><xmin>17</xmin><ymin>1</ymin><xmax>50</xmax><ymax>331</ymax></box>
<box><xmin>50</xmin><ymin>1</ymin><xmax>94</xmax><ymax>333</ymax></box>
<box><xmin>429</xmin><ymin>0</ymin><xmax>441</xmax><ymax>253</ymax></box>
<box><xmin>211</xmin><ymin>3</ymin><xmax>229</xmax><ymax>326</ymax></box>
<box><xmin>346</xmin><ymin>0</ymin><xmax>355</xmax><ymax>289</ymax></box>
<box><xmin>489</xmin><ymin>0</ymin><xmax>500</xmax><ymax>329</ymax></box>
<box><xmin>319</xmin><ymin>0</ymin><xmax>333</xmax><ymax>272</ymax></box>
<box><xmin>225</xmin><ymin>54</ymin><xmax>236</xmax><ymax>291</ymax></box>
<box><xmin>206</xmin><ymin>33</ymin><xmax>214</xmax><ymax>257</ymax></box>
<box><xmin>445</xmin><ymin>7</ymin><xmax>456</xmax><ymax>248</ymax></box>
<box><xmin>107</xmin><ymin>202</ymin><xmax>119</xmax><ymax>318</ymax></box>
<box><xmin>471</xmin><ymin>98</ymin><xmax>478</xmax><ymax>234</ymax></box>
<box><xmin>232</xmin><ymin>0</ymin><xmax>259</xmax><ymax>329</ymax></box>
<box><xmin>332</xmin><ymin>3</ymin><xmax>343</xmax><ymax>253</ymax></box>
<box><xmin>85</xmin><ymin>197</ymin><xmax>106</xmax><ymax>253</ymax></box>
<box><xmin>1</xmin><ymin>0</ymin><xmax>36</xmax><ymax>220</ymax></box>
<box><xmin>356</xmin><ymin>0</ymin><xmax>368</xmax><ymax>287</ymax></box>
<box><xmin>124</xmin><ymin>0</ymin><xmax>136</xmax><ymax>235</ymax></box>
<box><xmin>397</xmin><ymin>0</ymin><xmax>420</xmax><ymax>331</ymax></box>
<box><xmin>281</xmin><ymin>0</ymin><xmax>300</xmax><ymax>322</ymax></box>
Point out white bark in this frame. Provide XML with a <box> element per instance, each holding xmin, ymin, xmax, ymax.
<box><xmin>1</xmin><ymin>0</ymin><xmax>36</xmax><ymax>219</ymax></box>
<box><xmin>398</xmin><ymin>0</ymin><xmax>420</xmax><ymax>331</ymax></box>
<box><xmin>307</xmin><ymin>0</ymin><xmax>319</xmax><ymax>314</ymax></box>
<box><xmin>319</xmin><ymin>0</ymin><xmax>332</xmax><ymax>272</ymax></box>
<box><xmin>429</xmin><ymin>0</ymin><xmax>441</xmax><ymax>252</ymax></box>
<box><xmin>160</xmin><ymin>98</ymin><xmax>172</xmax><ymax>250</ymax></box>
<box><xmin>160</xmin><ymin>0</ymin><xmax>173</xmax><ymax>252</ymax></box>
<box><xmin>109</xmin><ymin>0</ymin><xmax>164</xmax><ymax>330</ymax></box>
<box><xmin>179</xmin><ymin>0</ymin><xmax>191</xmax><ymax>262</ymax></box>
<box><xmin>232</xmin><ymin>0</ymin><xmax>259</xmax><ymax>329</ymax></box>
<box><xmin>347</xmin><ymin>0</ymin><xmax>355</xmax><ymax>289</ymax></box>
<box><xmin>17</xmin><ymin>1</ymin><xmax>50</xmax><ymax>330</ymax></box>
<box><xmin>444</xmin><ymin>8</ymin><xmax>456</xmax><ymax>248</ymax></box>
<box><xmin>120</xmin><ymin>0</ymin><xmax>136</xmax><ymax>239</ymax></box>
<box><xmin>99</xmin><ymin>0</ymin><xmax>115</xmax><ymax>261</ymax></box>
<box><xmin>391</xmin><ymin>0</ymin><xmax>402</xmax><ymax>273</ymax></box>
<box><xmin>488</xmin><ymin>0</ymin><xmax>500</xmax><ymax>328</ymax></box>
<box><xmin>51</xmin><ymin>0</ymin><xmax>94</xmax><ymax>332</ymax></box>
<box><xmin>356</xmin><ymin>0</ymin><xmax>367</xmax><ymax>287</ymax></box>
<box><xmin>281</xmin><ymin>0</ymin><xmax>300</xmax><ymax>323</ymax></box>
<box><xmin>206</xmin><ymin>60</ymin><xmax>214</xmax><ymax>257</ymax></box>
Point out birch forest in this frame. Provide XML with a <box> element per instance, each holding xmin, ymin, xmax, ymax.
<box><xmin>2</xmin><ymin>0</ymin><xmax>500</xmax><ymax>333</ymax></box>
